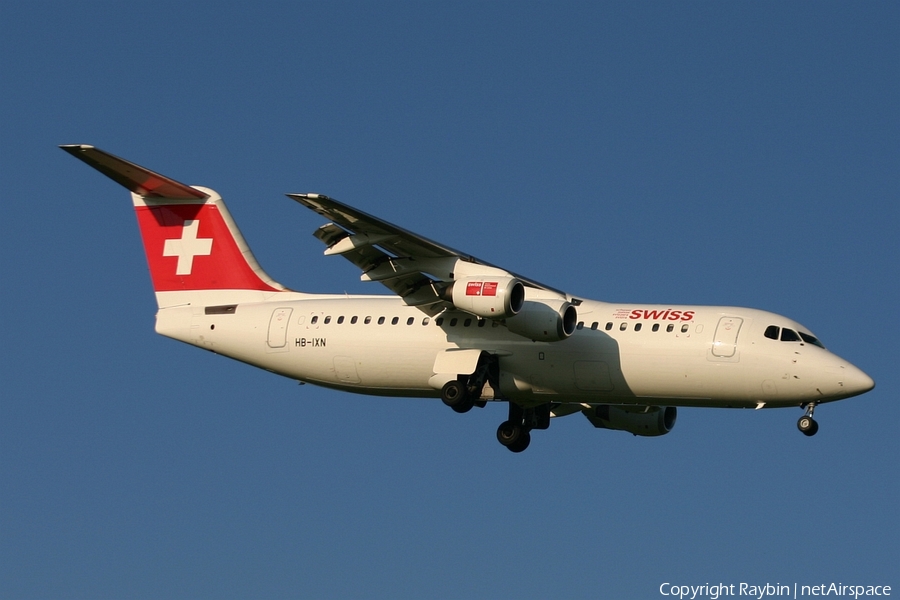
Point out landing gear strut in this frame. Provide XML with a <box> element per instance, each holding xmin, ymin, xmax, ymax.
<box><xmin>797</xmin><ymin>403</ymin><xmax>819</xmax><ymax>437</ymax></box>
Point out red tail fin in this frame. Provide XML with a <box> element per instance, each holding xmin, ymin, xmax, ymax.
<box><xmin>133</xmin><ymin>196</ymin><xmax>279</xmax><ymax>292</ymax></box>
<box><xmin>61</xmin><ymin>145</ymin><xmax>286</xmax><ymax>305</ymax></box>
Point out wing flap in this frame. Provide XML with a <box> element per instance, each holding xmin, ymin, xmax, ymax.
<box><xmin>313</xmin><ymin>222</ymin><xmax>349</xmax><ymax>247</ymax></box>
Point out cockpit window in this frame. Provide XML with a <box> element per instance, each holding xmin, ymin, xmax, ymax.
<box><xmin>799</xmin><ymin>332</ymin><xmax>825</xmax><ymax>349</ymax></box>
<box><xmin>766</xmin><ymin>324</ymin><xmax>824</xmax><ymax>347</ymax></box>
<box><xmin>780</xmin><ymin>328</ymin><xmax>801</xmax><ymax>342</ymax></box>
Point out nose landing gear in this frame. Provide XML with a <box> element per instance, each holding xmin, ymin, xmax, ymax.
<box><xmin>797</xmin><ymin>403</ymin><xmax>819</xmax><ymax>436</ymax></box>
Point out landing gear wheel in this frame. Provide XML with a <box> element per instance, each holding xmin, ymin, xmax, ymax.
<box><xmin>451</xmin><ymin>397</ymin><xmax>475</xmax><ymax>413</ymax></box>
<box><xmin>496</xmin><ymin>420</ymin><xmax>519</xmax><ymax>446</ymax></box>
<box><xmin>496</xmin><ymin>421</ymin><xmax>530</xmax><ymax>452</ymax></box>
<box><xmin>798</xmin><ymin>403</ymin><xmax>819</xmax><ymax>437</ymax></box>
<box><xmin>441</xmin><ymin>380</ymin><xmax>475</xmax><ymax>413</ymax></box>
<box><xmin>441</xmin><ymin>380</ymin><xmax>466</xmax><ymax>408</ymax></box>
<box><xmin>797</xmin><ymin>415</ymin><xmax>819</xmax><ymax>436</ymax></box>
<box><xmin>508</xmin><ymin>430</ymin><xmax>531</xmax><ymax>453</ymax></box>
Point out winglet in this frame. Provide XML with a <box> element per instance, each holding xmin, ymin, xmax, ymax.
<box><xmin>60</xmin><ymin>144</ymin><xmax>208</xmax><ymax>199</ymax></box>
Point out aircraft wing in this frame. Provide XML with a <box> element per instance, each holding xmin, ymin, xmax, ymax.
<box><xmin>287</xmin><ymin>193</ymin><xmax>565</xmax><ymax>310</ymax></box>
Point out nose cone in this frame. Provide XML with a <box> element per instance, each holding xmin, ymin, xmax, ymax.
<box><xmin>842</xmin><ymin>363</ymin><xmax>875</xmax><ymax>398</ymax></box>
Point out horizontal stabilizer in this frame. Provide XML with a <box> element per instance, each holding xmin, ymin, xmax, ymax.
<box><xmin>60</xmin><ymin>145</ymin><xmax>208</xmax><ymax>200</ymax></box>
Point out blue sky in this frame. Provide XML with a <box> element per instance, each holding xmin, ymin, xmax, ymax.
<box><xmin>1</xmin><ymin>2</ymin><xmax>897</xmax><ymax>598</ymax></box>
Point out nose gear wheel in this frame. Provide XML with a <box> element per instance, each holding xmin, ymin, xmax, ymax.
<box><xmin>797</xmin><ymin>403</ymin><xmax>819</xmax><ymax>436</ymax></box>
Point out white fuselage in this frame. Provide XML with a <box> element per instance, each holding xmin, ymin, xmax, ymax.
<box><xmin>60</xmin><ymin>143</ymin><xmax>875</xmax><ymax>448</ymax></box>
<box><xmin>156</xmin><ymin>292</ymin><xmax>872</xmax><ymax>410</ymax></box>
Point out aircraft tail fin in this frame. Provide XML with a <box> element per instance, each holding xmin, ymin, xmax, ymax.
<box><xmin>61</xmin><ymin>145</ymin><xmax>288</xmax><ymax>308</ymax></box>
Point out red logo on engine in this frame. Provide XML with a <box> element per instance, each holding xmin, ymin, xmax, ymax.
<box><xmin>466</xmin><ymin>281</ymin><xmax>483</xmax><ymax>296</ymax></box>
<box><xmin>482</xmin><ymin>281</ymin><xmax>498</xmax><ymax>296</ymax></box>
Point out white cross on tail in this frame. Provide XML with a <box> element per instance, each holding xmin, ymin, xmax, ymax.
<box><xmin>163</xmin><ymin>220</ymin><xmax>213</xmax><ymax>275</ymax></box>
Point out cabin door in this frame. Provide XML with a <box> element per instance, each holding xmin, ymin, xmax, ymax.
<box><xmin>711</xmin><ymin>317</ymin><xmax>742</xmax><ymax>358</ymax></box>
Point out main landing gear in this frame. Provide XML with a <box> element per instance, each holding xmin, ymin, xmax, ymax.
<box><xmin>497</xmin><ymin>420</ymin><xmax>530</xmax><ymax>453</ymax></box>
<box><xmin>496</xmin><ymin>402</ymin><xmax>550</xmax><ymax>453</ymax></box>
<box><xmin>440</xmin><ymin>380</ymin><xmax>476</xmax><ymax>413</ymax></box>
<box><xmin>797</xmin><ymin>403</ymin><xmax>819</xmax><ymax>437</ymax></box>
<box><xmin>440</xmin><ymin>353</ymin><xmax>494</xmax><ymax>414</ymax></box>
<box><xmin>439</xmin><ymin>353</ymin><xmax>550</xmax><ymax>452</ymax></box>
<box><xmin>442</xmin><ymin>388</ymin><xmax>551</xmax><ymax>453</ymax></box>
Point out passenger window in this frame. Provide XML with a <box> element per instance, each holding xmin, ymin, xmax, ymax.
<box><xmin>591</xmin><ymin>322</ymin><xmax>598</xmax><ymax>330</ymax></box>
<box><xmin>577</xmin><ymin>321</ymin><xmax>584</xmax><ymax>330</ymax></box>
<box><xmin>619</xmin><ymin>322</ymin><xmax>627</xmax><ymax>331</ymax></box>
<box><xmin>324</xmin><ymin>316</ymin><xmax>332</xmax><ymax>324</ymax></box>
<box><xmin>667</xmin><ymin>324</ymin><xmax>674</xmax><ymax>333</ymax></box>
<box><xmin>436</xmin><ymin>317</ymin><xmax>444</xmax><ymax>326</ymax></box>
<box><xmin>764</xmin><ymin>325</ymin><xmax>780</xmax><ymax>340</ymax></box>
<box><xmin>478</xmin><ymin>319</ymin><xmax>486</xmax><ymax>327</ymax></box>
<box><xmin>464</xmin><ymin>318</ymin><xmax>472</xmax><ymax>327</ymax></box>
<box><xmin>337</xmin><ymin>316</ymin><xmax>344</xmax><ymax>324</ymax></box>
<box><xmin>635</xmin><ymin>323</ymin><xmax>642</xmax><ymax>332</ymax></box>
<box><xmin>652</xmin><ymin>323</ymin><xmax>659</xmax><ymax>332</ymax></box>
<box><xmin>450</xmin><ymin>318</ymin><xmax>458</xmax><ymax>326</ymax></box>
<box><xmin>422</xmin><ymin>317</ymin><xmax>430</xmax><ymax>326</ymax></box>
<box><xmin>351</xmin><ymin>316</ymin><xmax>358</xmax><ymax>324</ymax></box>
<box><xmin>311</xmin><ymin>316</ymin><xmax>318</xmax><ymax>324</ymax></box>
<box><xmin>407</xmin><ymin>317</ymin><xmax>414</xmax><ymax>325</ymax></box>
<box><xmin>377</xmin><ymin>316</ymin><xmax>385</xmax><ymax>325</ymax></box>
<box><xmin>364</xmin><ymin>316</ymin><xmax>372</xmax><ymax>324</ymax></box>
<box><xmin>781</xmin><ymin>328</ymin><xmax>801</xmax><ymax>342</ymax></box>
<box><xmin>605</xmin><ymin>322</ymin><xmax>613</xmax><ymax>331</ymax></box>
<box><xmin>391</xmin><ymin>316</ymin><xmax>399</xmax><ymax>325</ymax></box>
<box><xmin>681</xmin><ymin>324</ymin><xmax>689</xmax><ymax>333</ymax></box>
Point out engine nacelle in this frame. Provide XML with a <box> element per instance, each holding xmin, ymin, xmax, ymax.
<box><xmin>447</xmin><ymin>276</ymin><xmax>525</xmax><ymax>319</ymax></box>
<box><xmin>583</xmin><ymin>405</ymin><xmax>677</xmax><ymax>436</ymax></box>
<box><xmin>505</xmin><ymin>298</ymin><xmax>578</xmax><ymax>342</ymax></box>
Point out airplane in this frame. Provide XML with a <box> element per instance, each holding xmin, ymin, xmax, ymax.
<box><xmin>61</xmin><ymin>144</ymin><xmax>875</xmax><ymax>452</ymax></box>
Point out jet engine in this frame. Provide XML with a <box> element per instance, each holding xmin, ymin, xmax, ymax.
<box><xmin>505</xmin><ymin>298</ymin><xmax>578</xmax><ymax>342</ymax></box>
<box><xmin>583</xmin><ymin>405</ymin><xmax>677</xmax><ymax>436</ymax></box>
<box><xmin>445</xmin><ymin>276</ymin><xmax>526</xmax><ymax>319</ymax></box>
